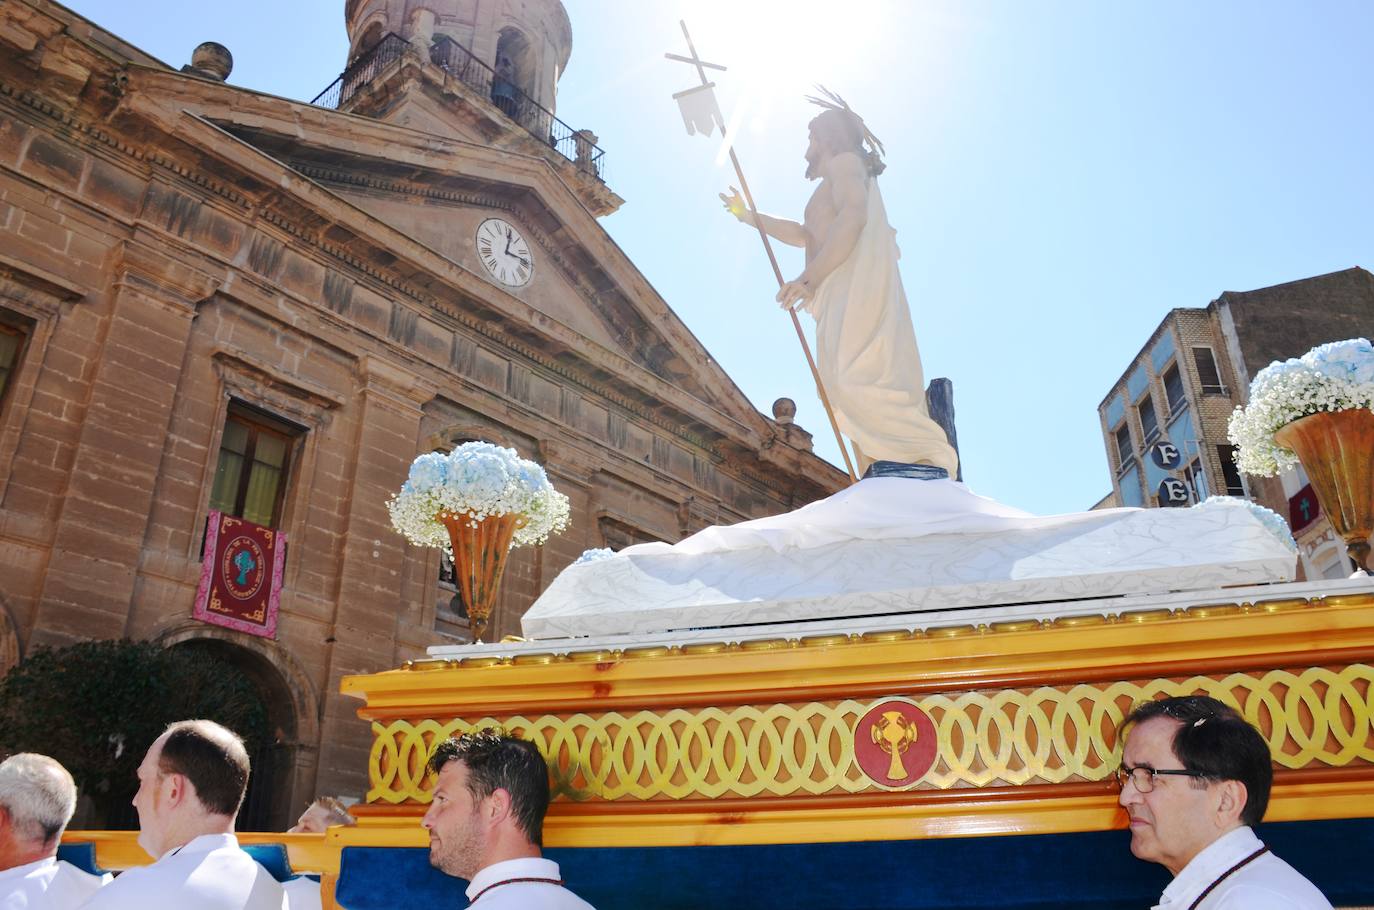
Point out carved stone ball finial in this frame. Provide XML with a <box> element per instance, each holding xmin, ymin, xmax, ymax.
<box><xmin>188</xmin><ymin>42</ymin><xmax>233</xmax><ymax>81</ymax></box>
<box><xmin>772</xmin><ymin>397</ymin><xmax>797</xmax><ymax>425</ymax></box>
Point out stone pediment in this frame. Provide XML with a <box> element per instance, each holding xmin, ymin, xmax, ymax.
<box><xmin>95</xmin><ymin>63</ymin><xmax>781</xmax><ymax>452</ymax></box>
<box><xmin>209</xmin><ymin>116</ymin><xmax>766</xmax><ymax>433</ymax></box>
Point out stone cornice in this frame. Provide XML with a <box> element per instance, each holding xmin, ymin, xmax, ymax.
<box><xmin>0</xmin><ymin>251</ymin><xmax>85</xmax><ymax>302</ymax></box>
<box><xmin>210</xmin><ymin>348</ymin><xmax>349</xmax><ymax>413</ymax></box>
<box><xmin>112</xmin><ymin>234</ymin><xmax>222</xmax><ymax>304</ymax></box>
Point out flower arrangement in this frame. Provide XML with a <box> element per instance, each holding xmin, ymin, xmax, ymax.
<box><xmin>573</xmin><ymin>547</ymin><xmax>615</xmax><ymax>565</ymax></box>
<box><xmin>1192</xmin><ymin>496</ymin><xmax>1297</xmax><ymax>553</ymax></box>
<box><xmin>1226</xmin><ymin>338</ymin><xmax>1374</xmax><ymax>476</ymax></box>
<box><xmin>386</xmin><ymin>442</ymin><xmax>570</xmax><ymax>551</ymax></box>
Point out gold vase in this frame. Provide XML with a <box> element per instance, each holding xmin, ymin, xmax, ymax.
<box><xmin>437</xmin><ymin>510</ymin><xmax>527</xmax><ymax>642</ymax></box>
<box><xmin>1272</xmin><ymin>409</ymin><xmax>1374</xmax><ymax>573</ymax></box>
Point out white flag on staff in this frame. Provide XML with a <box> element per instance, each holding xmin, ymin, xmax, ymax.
<box><xmin>673</xmin><ymin>82</ymin><xmax>724</xmax><ymax>137</ymax></box>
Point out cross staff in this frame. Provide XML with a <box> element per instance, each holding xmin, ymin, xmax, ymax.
<box><xmin>667</xmin><ymin>21</ymin><xmax>859</xmax><ymax>483</ymax></box>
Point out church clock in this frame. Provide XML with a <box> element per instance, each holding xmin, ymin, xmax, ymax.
<box><xmin>475</xmin><ymin>217</ymin><xmax>534</xmax><ymax>288</ymax></box>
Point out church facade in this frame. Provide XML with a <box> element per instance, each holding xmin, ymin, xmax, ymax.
<box><xmin>0</xmin><ymin>0</ymin><xmax>843</xmax><ymax>826</ymax></box>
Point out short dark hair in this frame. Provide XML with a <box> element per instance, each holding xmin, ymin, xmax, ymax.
<box><xmin>157</xmin><ymin>720</ymin><xmax>250</xmax><ymax>818</ymax></box>
<box><xmin>427</xmin><ymin>730</ymin><xmax>549</xmax><ymax>846</ymax></box>
<box><xmin>1121</xmin><ymin>696</ymin><xmax>1273</xmax><ymax>826</ymax></box>
<box><xmin>808</xmin><ymin>108</ymin><xmax>885</xmax><ymax>177</ymax></box>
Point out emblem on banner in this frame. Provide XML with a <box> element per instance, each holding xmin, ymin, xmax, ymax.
<box><xmin>853</xmin><ymin>698</ymin><xmax>938</xmax><ymax>789</ymax></box>
<box><xmin>194</xmin><ymin>510</ymin><xmax>286</xmax><ymax>639</ymax></box>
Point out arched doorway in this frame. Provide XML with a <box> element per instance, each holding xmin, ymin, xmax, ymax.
<box><xmin>157</xmin><ymin>630</ymin><xmax>318</xmax><ymax>832</ymax></box>
<box><xmin>0</xmin><ymin>595</ymin><xmax>19</xmax><ymax>677</ymax></box>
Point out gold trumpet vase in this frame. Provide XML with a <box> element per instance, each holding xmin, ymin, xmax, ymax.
<box><xmin>437</xmin><ymin>510</ymin><xmax>527</xmax><ymax>642</ymax></box>
<box><xmin>1272</xmin><ymin>409</ymin><xmax>1374</xmax><ymax>573</ymax></box>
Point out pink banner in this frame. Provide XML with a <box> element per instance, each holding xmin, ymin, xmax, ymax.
<box><xmin>193</xmin><ymin>510</ymin><xmax>286</xmax><ymax>639</ymax></box>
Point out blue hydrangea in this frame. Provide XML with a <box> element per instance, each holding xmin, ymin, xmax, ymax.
<box><xmin>1302</xmin><ymin>337</ymin><xmax>1374</xmax><ymax>385</ymax></box>
<box><xmin>514</xmin><ymin>462</ymin><xmax>549</xmax><ymax>493</ymax></box>
<box><xmin>448</xmin><ymin>449</ymin><xmax>510</xmax><ymax>501</ymax></box>
<box><xmin>574</xmin><ymin>548</ymin><xmax>615</xmax><ymax>565</ymax></box>
<box><xmin>1193</xmin><ymin>496</ymin><xmax>1297</xmax><ymax>553</ymax></box>
<box><xmin>407</xmin><ymin>452</ymin><xmax>449</xmax><ymax>491</ymax></box>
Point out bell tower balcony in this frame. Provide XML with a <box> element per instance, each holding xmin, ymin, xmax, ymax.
<box><xmin>311</xmin><ymin>32</ymin><xmax>620</xmax><ymax>217</ymax></box>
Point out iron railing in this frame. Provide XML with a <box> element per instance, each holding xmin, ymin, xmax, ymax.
<box><xmin>311</xmin><ymin>33</ymin><xmax>606</xmax><ymax>182</ymax></box>
<box><xmin>310</xmin><ymin>32</ymin><xmax>410</xmax><ymax>110</ymax></box>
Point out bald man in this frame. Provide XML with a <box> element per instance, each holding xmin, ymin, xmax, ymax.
<box><xmin>80</xmin><ymin>720</ymin><xmax>284</xmax><ymax>910</ymax></box>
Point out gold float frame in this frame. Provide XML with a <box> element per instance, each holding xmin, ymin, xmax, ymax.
<box><xmin>343</xmin><ymin>592</ymin><xmax>1374</xmax><ymax>847</ymax></box>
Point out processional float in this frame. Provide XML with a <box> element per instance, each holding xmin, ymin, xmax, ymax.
<box><xmin>328</xmin><ymin>33</ymin><xmax>1374</xmax><ymax>908</ymax></box>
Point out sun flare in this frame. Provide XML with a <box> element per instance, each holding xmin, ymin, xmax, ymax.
<box><xmin>675</xmin><ymin>0</ymin><xmax>906</xmax><ymax>98</ymax></box>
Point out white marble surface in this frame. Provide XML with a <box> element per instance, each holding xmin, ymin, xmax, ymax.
<box><xmin>427</xmin><ymin>576</ymin><xmax>1372</xmax><ymax>660</ymax></box>
<box><xmin>519</xmin><ymin>482</ymin><xmax>1298</xmax><ymax>639</ymax></box>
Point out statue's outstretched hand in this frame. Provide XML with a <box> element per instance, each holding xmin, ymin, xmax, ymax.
<box><xmin>776</xmin><ymin>275</ymin><xmax>812</xmax><ymax>310</ymax></box>
<box><xmin>719</xmin><ymin>187</ymin><xmax>751</xmax><ymax>225</ymax></box>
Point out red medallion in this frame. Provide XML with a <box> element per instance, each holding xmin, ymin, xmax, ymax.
<box><xmin>854</xmin><ymin>699</ymin><xmax>938</xmax><ymax>789</ymax></box>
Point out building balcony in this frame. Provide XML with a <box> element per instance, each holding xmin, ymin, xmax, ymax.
<box><xmin>311</xmin><ymin>33</ymin><xmax>607</xmax><ymax>183</ymax></box>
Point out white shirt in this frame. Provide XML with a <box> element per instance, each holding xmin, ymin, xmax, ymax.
<box><xmin>0</xmin><ymin>857</ymin><xmax>106</xmax><ymax>909</ymax></box>
<box><xmin>464</xmin><ymin>857</ymin><xmax>595</xmax><ymax>909</ymax></box>
<box><xmin>77</xmin><ymin>833</ymin><xmax>284</xmax><ymax>910</ymax></box>
<box><xmin>1155</xmin><ymin>826</ymin><xmax>1333</xmax><ymax>910</ymax></box>
<box><xmin>281</xmin><ymin>876</ymin><xmax>321</xmax><ymax>910</ymax></box>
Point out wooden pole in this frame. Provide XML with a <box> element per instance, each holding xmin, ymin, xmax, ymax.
<box><xmin>676</xmin><ymin>21</ymin><xmax>859</xmax><ymax>483</ymax></box>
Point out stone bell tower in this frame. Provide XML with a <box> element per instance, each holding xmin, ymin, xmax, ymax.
<box><xmin>343</xmin><ymin>0</ymin><xmax>572</xmax><ymax>116</ymax></box>
<box><xmin>330</xmin><ymin>0</ymin><xmax>614</xmax><ymax>214</ymax></box>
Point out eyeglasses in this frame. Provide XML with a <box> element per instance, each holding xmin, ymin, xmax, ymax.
<box><xmin>1114</xmin><ymin>765</ymin><xmax>1208</xmax><ymax>793</ymax></box>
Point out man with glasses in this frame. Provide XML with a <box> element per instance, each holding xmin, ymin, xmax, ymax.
<box><xmin>1116</xmin><ymin>695</ymin><xmax>1331</xmax><ymax>909</ymax></box>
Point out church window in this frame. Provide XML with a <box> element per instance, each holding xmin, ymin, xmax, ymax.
<box><xmin>351</xmin><ymin>21</ymin><xmax>385</xmax><ymax>64</ymax></box>
<box><xmin>209</xmin><ymin>404</ymin><xmax>300</xmax><ymax>529</ymax></box>
<box><xmin>0</xmin><ymin>319</ymin><xmax>27</xmax><ymax>415</ymax></box>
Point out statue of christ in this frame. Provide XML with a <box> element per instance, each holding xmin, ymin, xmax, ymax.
<box><xmin>721</xmin><ymin>96</ymin><xmax>958</xmax><ymax>478</ymax></box>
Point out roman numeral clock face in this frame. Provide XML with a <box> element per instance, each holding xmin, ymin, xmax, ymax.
<box><xmin>475</xmin><ymin>217</ymin><xmax>534</xmax><ymax>288</ymax></box>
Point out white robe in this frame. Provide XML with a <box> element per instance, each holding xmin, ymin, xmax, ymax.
<box><xmin>463</xmin><ymin>857</ymin><xmax>596</xmax><ymax>909</ymax></box>
<box><xmin>803</xmin><ymin>179</ymin><xmax>959</xmax><ymax>475</ymax></box>
<box><xmin>0</xmin><ymin>857</ymin><xmax>106</xmax><ymax>909</ymax></box>
<box><xmin>77</xmin><ymin>833</ymin><xmax>284</xmax><ymax>910</ymax></box>
<box><xmin>281</xmin><ymin>876</ymin><xmax>322</xmax><ymax>910</ymax></box>
<box><xmin>1154</xmin><ymin>827</ymin><xmax>1332</xmax><ymax>910</ymax></box>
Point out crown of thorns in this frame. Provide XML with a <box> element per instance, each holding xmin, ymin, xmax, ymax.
<box><xmin>805</xmin><ymin>86</ymin><xmax>886</xmax><ymax>160</ymax></box>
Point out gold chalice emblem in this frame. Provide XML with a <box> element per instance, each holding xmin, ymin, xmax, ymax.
<box><xmin>871</xmin><ymin>710</ymin><xmax>918</xmax><ymax>781</ymax></box>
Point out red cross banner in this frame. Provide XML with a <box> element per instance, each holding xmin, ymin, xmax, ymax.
<box><xmin>1288</xmin><ymin>484</ymin><xmax>1321</xmax><ymax>534</ymax></box>
<box><xmin>193</xmin><ymin>510</ymin><xmax>286</xmax><ymax>639</ymax></box>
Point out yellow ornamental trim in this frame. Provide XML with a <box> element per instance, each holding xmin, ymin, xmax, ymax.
<box><xmin>366</xmin><ymin>663</ymin><xmax>1374</xmax><ymax>804</ymax></box>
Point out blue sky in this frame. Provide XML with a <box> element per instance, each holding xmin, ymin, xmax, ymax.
<box><xmin>62</xmin><ymin>1</ymin><xmax>1374</xmax><ymax>514</ymax></box>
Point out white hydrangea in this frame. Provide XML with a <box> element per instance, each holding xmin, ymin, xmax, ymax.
<box><xmin>1192</xmin><ymin>495</ymin><xmax>1297</xmax><ymax>553</ymax></box>
<box><xmin>1226</xmin><ymin>338</ymin><xmax>1374</xmax><ymax>476</ymax></box>
<box><xmin>386</xmin><ymin>442</ymin><xmax>571</xmax><ymax>550</ymax></box>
